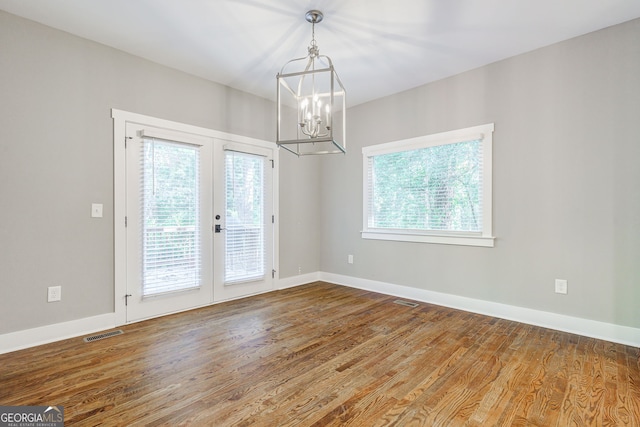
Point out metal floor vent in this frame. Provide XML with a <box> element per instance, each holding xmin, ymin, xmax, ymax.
<box><xmin>393</xmin><ymin>299</ymin><xmax>419</xmax><ymax>308</ymax></box>
<box><xmin>83</xmin><ymin>329</ymin><xmax>124</xmax><ymax>343</ymax></box>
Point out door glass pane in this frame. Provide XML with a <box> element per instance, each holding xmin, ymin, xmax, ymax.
<box><xmin>225</xmin><ymin>151</ymin><xmax>265</xmax><ymax>284</ymax></box>
<box><xmin>142</xmin><ymin>138</ymin><xmax>201</xmax><ymax>296</ymax></box>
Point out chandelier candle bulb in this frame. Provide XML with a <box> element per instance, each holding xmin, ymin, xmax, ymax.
<box><xmin>299</xmin><ymin>99</ymin><xmax>308</xmax><ymax>125</ymax></box>
<box><xmin>325</xmin><ymin>105</ymin><xmax>330</xmax><ymax>128</ymax></box>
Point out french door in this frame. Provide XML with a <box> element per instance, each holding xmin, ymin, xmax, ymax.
<box><xmin>213</xmin><ymin>142</ymin><xmax>274</xmax><ymax>302</ymax></box>
<box><xmin>124</xmin><ymin>123</ymin><xmax>273</xmax><ymax>323</ymax></box>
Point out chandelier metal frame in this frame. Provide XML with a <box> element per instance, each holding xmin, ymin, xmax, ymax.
<box><xmin>276</xmin><ymin>10</ymin><xmax>346</xmax><ymax>156</ymax></box>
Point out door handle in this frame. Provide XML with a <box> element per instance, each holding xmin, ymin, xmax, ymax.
<box><xmin>215</xmin><ymin>224</ymin><xmax>226</xmax><ymax>233</ymax></box>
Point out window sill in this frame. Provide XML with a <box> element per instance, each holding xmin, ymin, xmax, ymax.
<box><xmin>361</xmin><ymin>230</ymin><xmax>495</xmax><ymax>247</ymax></box>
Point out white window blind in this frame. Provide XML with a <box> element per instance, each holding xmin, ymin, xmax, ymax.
<box><xmin>225</xmin><ymin>150</ymin><xmax>265</xmax><ymax>284</ymax></box>
<box><xmin>362</xmin><ymin>123</ymin><xmax>494</xmax><ymax>247</ymax></box>
<box><xmin>141</xmin><ymin>138</ymin><xmax>201</xmax><ymax>296</ymax></box>
<box><xmin>368</xmin><ymin>139</ymin><xmax>483</xmax><ymax>232</ymax></box>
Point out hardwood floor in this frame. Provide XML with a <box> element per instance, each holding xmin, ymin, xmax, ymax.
<box><xmin>1</xmin><ymin>282</ymin><xmax>638</xmax><ymax>426</ymax></box>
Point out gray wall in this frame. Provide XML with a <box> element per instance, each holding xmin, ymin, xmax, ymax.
<box><xmin>279</xmin><ymin>153</ymin><xmax>322</xmax><ymax>278</ymax></box>
<box><xmin>2</xmin><ymin>8</ymin><xmax>638</xmax><ymax>336</ymax></box>
<box><xmin>0</xmin><ymin>10</ymin><xmax>320</xmax><ymax>334</ymax></box>
<box><xmin>320</xmin><ymin>18</ymin><xmax>640</xmax><ymax>329</ymax></box>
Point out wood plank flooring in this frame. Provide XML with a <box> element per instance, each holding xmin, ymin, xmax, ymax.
<box><xmin>0</xmin><ymin>282</ymin><xmax>638</xmax><ymax>426</ymax></box>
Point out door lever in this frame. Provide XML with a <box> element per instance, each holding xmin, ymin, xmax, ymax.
<box><xmin>215</xmin><ymin>224</ymin><xmax>226</xmax><ymax>233</ymax></box>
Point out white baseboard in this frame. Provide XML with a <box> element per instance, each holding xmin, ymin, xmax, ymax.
<box><xmin>0</xmin><ymin>313</ymin><xmax>116</xmax><ymax>355</ymax></box>
<box><xmin>3</xmin><ymin>272</ymin><xmax>637</xmax><ymax>354</ymax></box>
<box><xmin>320</xmin><ymin>272</ymin><xmax>640</xmax><ymax>348</ymax></box>
<box><xmin>276</xmin><ymin>271</ymin><xmax>321</xmax><ymax>290</ymax></box>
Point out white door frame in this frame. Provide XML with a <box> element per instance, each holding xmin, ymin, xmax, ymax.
<box><xmin>112</xmin><ymin>109</ymin><xmax>279</xmax><ymax>326</ymax></box>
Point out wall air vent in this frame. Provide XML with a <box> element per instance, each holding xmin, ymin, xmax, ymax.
<box><xmin>393</xmin><ymin>300</ymin><xmax>419</xmax><ymax>308</ymax></box>
<box><xmin>83</xmin><ymin>329</ymin><xmax>124</xmax><ymax>343</ymax></box>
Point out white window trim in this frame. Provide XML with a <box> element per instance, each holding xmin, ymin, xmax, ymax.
<box><xmin>362</xmin><ymin>123</ymin><xmax>495</xmax><ymax>248</ymax></box>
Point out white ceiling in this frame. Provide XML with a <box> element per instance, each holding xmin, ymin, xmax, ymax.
<box><xmin>2</xmin><ymin>0</ymin><xmax>640</xmax><ymax>106</ymax></box>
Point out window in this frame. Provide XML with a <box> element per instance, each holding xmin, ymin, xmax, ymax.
<box><xmin>362</xmin><ymin>123</ymin><xmax>495</xmax><ymax>247</ymax></box>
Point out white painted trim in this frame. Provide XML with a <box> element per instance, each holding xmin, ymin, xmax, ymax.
<box><xmin>361</xmin><ymin>123</ymin><xmax>493</xmax><ymax>156</ymax></box>
<box><xmin>277</xmin><ymin>272</ymin><xmax>321</xmax><ymax>290</ymax></box>
<box><xmin>0</xmin><ymin>313</ymin><xmax>116</xmax><ymax>355</ymax></box>
<box><xmin>112</xmin><ymin>109</ymin><xmax>279</xmax><ymax>325</ymax></box>
<box><xmin>113</xmin><ymin>110</ymin><xmax>127</xmax><ymax>326</ymax></box>
<box><xmin>361</xmin><ymin>231</ymin><xmax>495</xmax><ymax>247</ymax></box>
<box><xmin>362</xmin><ymin>123</ymin><xmax>495</xmax><ymax>246</ymax></box>
<box><xmin>5</xmin><ymin>271</ymin><xmax>636</xmax><ymax>354</ymax></box>
<box><xmin>319</xmin><ymin>272</ymin><xmax>640</xmax><ymax>348</ymax></box>
<box><xmin>112</xmin><ymin>109</ymin><xmax>274</xmax><ymax>149</ymax></box>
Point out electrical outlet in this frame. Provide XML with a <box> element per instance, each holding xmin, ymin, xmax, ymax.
<box><xmin>48</xmin><ymin>286</ymin><xmax>62</xmax><ymax>302</ymax></box>
<box><xmin>91</xmin><ymin>203</ymin><xmax>103</xmax><ymax>218</ymax></box>
<box><xmin>348</xmin><ymin>254</ymin><xmax>354</xmax><ymax>264</ymax></box>
<box><xmin>555</xmin><ymin>279</ymin><xmax>568</xmax><ymax>295</ymax></box>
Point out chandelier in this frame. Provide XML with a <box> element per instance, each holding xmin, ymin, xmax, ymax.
<box><xmin>276</xmin><ymin>10</ymin><xmax>346</xmax><ymax>156</ymax></box>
